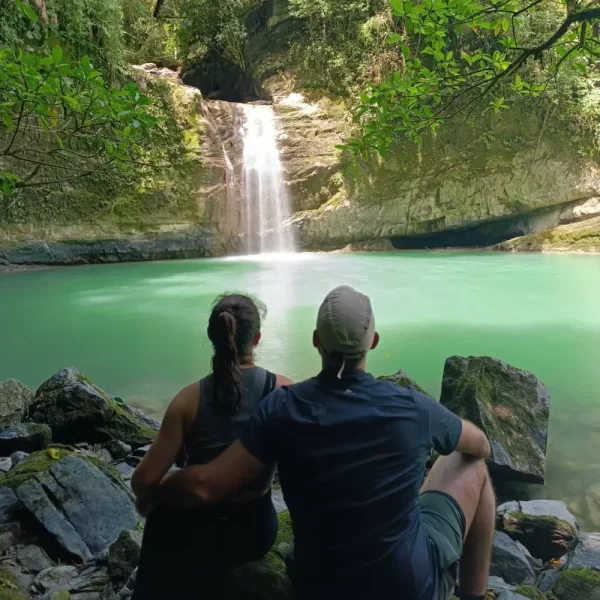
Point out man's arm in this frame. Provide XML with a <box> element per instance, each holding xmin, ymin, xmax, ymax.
<box><xmin>156</xmin><ymin>440</ymin><xmax>269</xmax><ymax>508</ymax></box>
<box><xmin>455</xmin><ymin>419</ymin><xmax>491</xmax><ymax>458</ymax></box>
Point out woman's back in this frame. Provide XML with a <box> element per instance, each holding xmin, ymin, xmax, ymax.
<box><xmin>186</xmin><ymin>366</ymin><xmax>275</xmax><ymax>466</ymax></box>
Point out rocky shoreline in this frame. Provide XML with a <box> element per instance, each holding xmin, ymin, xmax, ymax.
<box><xmin>0</xmin><ymin>360</ymin><xmax>597</xmax><ymax>599</ymax></box>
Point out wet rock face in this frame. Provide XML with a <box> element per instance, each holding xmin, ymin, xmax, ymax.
<box><xmin>440</xmin><ymin>355</ymin><xmax>550</xmax><ymax>484</ymax></box>
<box><xmin>0</xmin><ymin>380</ymin><xmax>34</xmax><ymax>428</ymax></box>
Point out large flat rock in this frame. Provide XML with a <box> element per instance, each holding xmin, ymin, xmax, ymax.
<box><xmin>15</xmin><ymin>456</ymin><xmax>137</xmax><ymax>561</ymax></box>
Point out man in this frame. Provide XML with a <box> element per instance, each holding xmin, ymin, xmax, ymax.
<box><xmin>157</xmin><ymin>285</ymin><xmax>495</xmax><ymax>600</ymax></box>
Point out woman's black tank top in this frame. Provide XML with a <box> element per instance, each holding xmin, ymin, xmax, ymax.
<box><xmin>184</xmin><ymin>367</ymin><xmax>276</xmax><ymax>489</ymax></box>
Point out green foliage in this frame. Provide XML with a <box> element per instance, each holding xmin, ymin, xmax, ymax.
<box><xmin>121</xmin><ymin>0</ymin><xmax>179</xmax><ymax>66</ymax></box>
<box><xmin>0</xmin><ymin>0</ymin><xmax>125</xmax><ymax>75</ymax></box>
<box><xmin>178</xmin><ymin>0</ymin><xmax>262</xmax><ymax>69</ymax></box>
<box><xmin>288</xmin><ymin>0</ymin><xmax>400</xmax><ymax>95</ymax></box>
<box><xmin>0</xmin><ymin>33</ymin><xmax>159</xmax><ymax>201</ymax></box>
<box><xmin>347</xmin><ymin>0</ymin><xmax>600</xmax><ymax>156</ymax></box>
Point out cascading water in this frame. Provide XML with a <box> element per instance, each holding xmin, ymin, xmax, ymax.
<box><xmin>238</xmin><ymin>104</ymin><xmax>295</xmax><ymax>254</ymax></box>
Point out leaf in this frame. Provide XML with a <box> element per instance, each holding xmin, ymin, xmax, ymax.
<box><xmin>389</xmin><ymin>0</ymin><xmax>405</xmax><ymax>15</ymax></box>
<box><xmin>48</xmin><ymin>448</ymin><xmax>61</xmax><ymax>460</ymax></box>
<box><xmin>51</xmin><ymin>590</ymin><xmax>71</xmax><ymax>600</ymax></box>
<box><xmin>52</xmin><ymin>46</ymin><xmax>63</xmax><ymax>65</ymax></box>
<box><xmin>387</xmin><ymin>32</ymin><xmax>402</xmax><ymax>44</ymax></box>
<box><xmin>136</xmin><ymin>522</ymin><xmax>144</xmax><ymax>532</ymax></box>
<box><xmin>16</xmin><ymin>0</ymin><xmax>39</xmax><ymax>24</ymax></box>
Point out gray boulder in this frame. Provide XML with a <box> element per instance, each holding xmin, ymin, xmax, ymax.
<box><xmin>0</xmin><ymin>379</ymin><xmax>34</xmax><ymax>427</ymax></box>
<box><xmin>566</xmin><ymin>533</ymin><xmax>600</xmax><ymax>571</ymax></box>
<box><xmin>490</xmin><ymin>531</ymin><xmax>536</xmax><ymax>585</ymax></box>
<box><xmin>15</xmin><ymin>455</ymin><xmax>137</xmax><ymax>561</ymax></box>
<box><xmin>10</xmin><ymin>451</ymin><xmax>29</xmax><ymax>467</ymax></box>
<box><xmin>440</xmin><ymin>356</ymin><xmax>550</xmax><ymax>483</ymax></box>
<box><xmin>34</xmin><ymin>565</ymin><xmax>78</xmax><ymax>594</ymax></box>
<box><xmin>31</xmin><ymin>368</ymin><xmax>155</xmax><ymax>447</ymax></box>
<box><xmin>17</xmin><ymin>544</ymin><xmax>55</xmax><ymax>573</ymax></box>
<box><xmin>537</xmin><ymin>568</ymin><xmax>560</xmax><ymax>592</ymax></box>
<box><xmin>0</xmin><ymin>423</ymin><xmax>51</xmax><ymax>455</ymax></box>
<box><xmin>487</xmin><ymin>575</ymin><xmax>516</xmax><ymax>594</ymax></box>
<box><xmin>105</xmin><ymin>440</ymin><xmax>132</xmax><ymax>460</ymax></box>
<box><xmin>0</xmin><ymin>487</ymin><xmax>22</xmax><ymax>523</ymax></box>
<box><xmin>497</xmin><ymin>500</ymin><xmax>579</xmax><ymax>561</ymax></box>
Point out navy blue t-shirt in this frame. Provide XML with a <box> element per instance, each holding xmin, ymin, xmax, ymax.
<box><xmin>240</xmin><ymin>369</ymin><xmax>462</xmax><ymax>600</ymax></box>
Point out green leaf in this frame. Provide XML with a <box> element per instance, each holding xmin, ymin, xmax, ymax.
<box><xmin>16</xmin><ymin>0</ymin><xmax>39</xmax><ymax>24</ymax></box>
<box><xmin>52</xmin><ymin>47</ymin><xmax>63</xmax><ymax>65</ymax></box>
<box><xmin>387</xmin><ymin>32</ymin><xmax>402</xmax><ymax>44</ymax></box>
<box><xmin>389</xmin><ymin>0</ymin><xmax>405</xmax><ymax>15</ymax></box>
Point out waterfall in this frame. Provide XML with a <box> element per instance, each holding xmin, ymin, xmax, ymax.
<box><xmin>238</xmin><ymin>104</ymin><xmax>295</xmax><ymax>254</ymax></box>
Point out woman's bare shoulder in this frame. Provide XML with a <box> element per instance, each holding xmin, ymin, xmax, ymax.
<box><xmin>274</xmin><ymin>374</ymin><xmax>293</xmax><ymax>388</ymax></box>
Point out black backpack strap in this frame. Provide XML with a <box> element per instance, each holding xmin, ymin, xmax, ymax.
<box><xmin>262</xmin><ymin>370</ymin><xmax>277</xmax><ymax>398</ymax></box>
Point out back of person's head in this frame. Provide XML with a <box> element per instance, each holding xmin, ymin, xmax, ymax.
<box><xmin>207</xmin><ymin>293</ymin><xmax>264</xmax><ymax>413</ymax></box>
<box><xmin>314</xmin><ymin>285</ymin><xmax>379</xmax><ymax>376</ymax></box>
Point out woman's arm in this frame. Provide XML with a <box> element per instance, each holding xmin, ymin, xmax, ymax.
<box><xmin>131</xmin><ymin>383</ymin><xmax>197</xmax><ymax>511</ymax></box>
<box><xmin>275</xmin><ymin>374</ymin><xmax>293</xmax><ymax>387</ymax></box>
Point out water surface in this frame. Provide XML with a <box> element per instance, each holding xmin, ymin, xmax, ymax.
<box><xmin>1</xmin><ymin>252</ymin><xmax>599</xmax><ymax>527</ymax></box>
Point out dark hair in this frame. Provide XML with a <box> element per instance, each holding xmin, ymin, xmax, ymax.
<box><xmin>207</xmin><ymin>293</ymin><xmax>265</xmax><ymax>413</ymax></box>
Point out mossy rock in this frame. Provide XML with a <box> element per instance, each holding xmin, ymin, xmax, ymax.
<box><xmin>1</xmin><ymin>448</ymin><xmax>72</xmax><ymax>490</ymax></box>
<box><xmin>0</xmin><ymin>566</ymin><xmax>27</xmax><ymax>600</ymax></box>
<box><xmin>378</xmin><ymin>369</ymin><xmax>427</xmax><ymax>394</ymax></box>
<box><xmin>497</xmin><ymin>501</ymin><xmax>578</xmax><ymax>561</ymax></box>
<box><xmin>553</xmin><ymin>568</ymin><xmax>600</xmax><ymax>600</ymax></box>
<box><xmin>30</xmin><ymin>367</ymin><xmax>155</xmax><ymax>447</ymax></box>
<box><xmin>515</xmin><ymin>585</ymin><xmax>547</xmax><ymax>600</ymax></box>
<box><xmin>440</xmin><ymin>356</ymin><xmax>550</xmax><ymax>484</ymax></box>
<box><xmin>231</xmin><ymin>510</ymin><xmax>293</xmax><ymax>599</ymax></box>
<box><xmin>108</xmin><ymin>529</ymin><xmax>143</xmax><ymax>586</ymax></box>
<box><xmin>0</xmin><ymin>448</ymin><xmax>125</xmax><ymax>492</ymax></box>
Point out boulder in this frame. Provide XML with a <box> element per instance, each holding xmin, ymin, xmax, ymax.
<box><xmin>0</xmin><ymin>488</ymin><xmax>22</xmax><ymax>523</ymax></box>
<box><xmin>230</xmin><ymin>510</ymin><xmax>293</xmax><ymax>599</ymax></box>
<box><xmin>10</xmin><ymin>452</ymin><xmax>29</xmax><ymax>467</ymax></box>
<box><xmin>34</xmin><ymin>565</ymin><xmax>77</xmax><ymax>594</ymax></box>
<box><xmin>497</xmin><ymin>593</ymin><xmax>531</xmax><ymax>600</ymax></box>
<box><xmin>30</xmin><ymin>368</ymin><xmax>155</xmax><ymax>447</ymax></box>
<box><xmin>17</xmin><ymin>544</ymin><xmax>55</xmax><ymax>573</ymax></box>
<box><xmin>0</xmin><ymin>379</ymin><xmax>34</xmax><ymax>427</ymax></box>
<box><xmin>108</xmin><ymin>530</ymin><xmax>143</xmax><ymax>586</ymax></box>
<box><xmin>566</xmin><ymin>533</ymin><xmax>600</xmax><ymax>571</ymax></box>
<box><xmin>0</xmin><ymin>423</ymin><xmax>51</xmax><ymax>455</ymax></box>
<box><xmin>537</xmin><ymin>568</ymin><xmax>559</xmax><ymax>593</ymax></box>
<box><xmin>488</xmin><ymin>575</ymin><xmax>516</xmax><ymax>595</ymax></box>
<box><xmin>490</xmin><ymin>531</ymin><xmax>536</xmax><ymax>586</ymax></box>
<box><xmin>0</xmin><ymin>565</ymin><xmax>30</xmax><ymax>599</ymax></box>
<box><xmin>513</xmin><ymin>585</ymin><xmax>547</xmax><ymax>599</ymax></box>
<box><xmin>497</xmin><ymin>500</ymin><xmax>579</xmax><ymax>561</ymax></box>
<box><xmin>15</xmin><ymin>455</ymin><xmax>137</xmax><ymax>561</ymax></box>
<box><xmin>1</xmin><ymin>448</ymin><xmax>72</xmax><ymax>490</ymax></box>
<box><xmin>40</xmin><ymin>567</ymin><xmax>109</xmax><ymax>599</ymax></box>
<box><xmin>553</xmin><ymin>568</ymin><xmax>600</xmax><ymax>600</ymax></box>
<box><xmin>105</xmin><ymin>440</ymin><xmax>131</xmax><ymax>460</ymax></box>
<box><xmin>440</xmin><ymin>356</ymin><xmax>550</xmax><ymax>483</ymax></box>
<box><xmin>378</xmin><ymin>369</ymin><xmax>427</xmax><ymax>394</ymax></box>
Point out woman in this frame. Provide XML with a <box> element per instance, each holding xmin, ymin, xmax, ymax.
<box><xmin>131</xmin><ymin>294</ymin><xmax>292</xmax><ymax>600</ymax></box>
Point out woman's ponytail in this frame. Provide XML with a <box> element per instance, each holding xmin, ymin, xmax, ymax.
<box><xmin>207</xmin><ymin>294</ymin><xmax>264</xmax><ymax>413</ymax></box>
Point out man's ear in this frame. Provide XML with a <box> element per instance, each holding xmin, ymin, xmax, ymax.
<box><xmin>313</xmin><ymin>330</ymin><xmax>320</xmax><ymax>350</ymax></box>
<box><xmin>371</xmin><ymin>332</ymin><xmax>380</xmax><ymax>350</ymax></box>
<box><xmin>252</xmin><ymin>331</ymin><xmax>262</xmax><ymax>347</ymax></box>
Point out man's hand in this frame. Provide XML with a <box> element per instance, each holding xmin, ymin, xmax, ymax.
<box><xmin>157</xmin><ymin>440</ymin><xmax>269</xmax><ymax>508</ymax></box>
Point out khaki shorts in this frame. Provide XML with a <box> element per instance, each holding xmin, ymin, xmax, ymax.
<box><xmin>420</xmin><ymin>491</ymin><xmax>466</xmax><ymax>600</ymax></box>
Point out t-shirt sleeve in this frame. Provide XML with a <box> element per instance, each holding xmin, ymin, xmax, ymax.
<box><xmin>416</xmin><ymin>392</ymin><xmax>463</xmax><ymax>455</ymax></box>
<box><xmin>239</xmin><ymin>389</ymin><xmax>282</xmax><ymax>465</ymax></box>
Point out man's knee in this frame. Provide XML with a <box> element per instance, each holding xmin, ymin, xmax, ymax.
<box><xmin>424</xmin><ymin>452</ymin><xmax>490</xmax><ymax>495</ymax></box>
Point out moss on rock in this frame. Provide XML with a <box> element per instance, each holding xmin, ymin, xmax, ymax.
<box><xmin>108</xmin><ymin>529</ymin><xmax>143</xmax><ymax>586</ymax></box>
<box><xmin>1</xmin><ymin>448</ymin><xmax>72</xmax><ymax>490</ymax></box>
<box><xmin>31</xmin><ymin>367</ymin><xmax>155</xmax><ymax>447</ymax></box>
<box><xmin>553</xmin><ymin>568</ymin><xmax>600</xmax><ymax>600</ymax></box>
<box><xmin>515</xmin><ymin>585</ymin><xmax>547</xmax><ymax>600</ymax></box>
<box><xmin>0</xmin><ymin>566</ymin><xmax>27</xmax><ymax>600</ymax></box>
<box><xmin>379</xmin><ymin>369</ymin><xmax>427</xmax><ymax>394</ymax></box>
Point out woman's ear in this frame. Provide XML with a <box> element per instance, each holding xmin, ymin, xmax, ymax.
<box><xmin>252</xmin><ymin>331</ymin><xmax>262</xmax><ymax>347</ymax></box>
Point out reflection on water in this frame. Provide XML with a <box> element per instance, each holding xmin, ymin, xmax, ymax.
<box><xmin>1</xmin><ymin>252</ymin><xmax>600</xmax><ymax>527</ymax></box>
